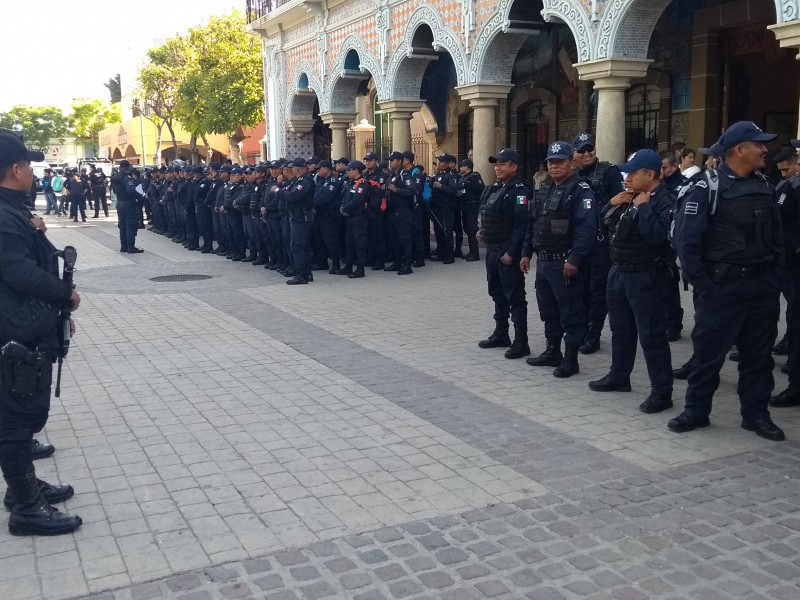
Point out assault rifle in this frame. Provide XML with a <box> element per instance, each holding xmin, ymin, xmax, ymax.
<box><xmin>54</xmin><ymin>246</ymin><xmax>77</xmax><ymax>397</ymax></box>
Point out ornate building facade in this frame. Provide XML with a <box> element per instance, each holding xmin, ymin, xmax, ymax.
<box><xmin>247</xmin><ymin>0</ymin><xmax>800</xmax><ymax>181</ymax></box>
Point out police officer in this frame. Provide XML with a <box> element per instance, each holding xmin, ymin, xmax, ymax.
<box><xmin>313</xmin><ymin>160</ymin><xmax>344</xmax><ymax>274</ymax></box>
<box><xmin>363</xmin><ymin>153</ymin><xmax>387</xmax><ymax>270</ymax></box>
<box><xmin>385</xmin><ymin>151</ymin><xmax>416</xmax><ymax>275</ymax></box>
<box><xmin>280</xmin><ymin>158</ymin><xmax>315</xmax><ymax>285</ymax></box>
<box><xmin>251</xmin><ymin>165</ymin><xmax>270</xmax><ymax>265</ymax></box>
<box><xmin>184</xmin><ymin>166</ymin><xmax>203</xmax><ymax>251</ymax></box>
<box><xmin>404</xmin><ymin>151</ymin><xmax>427</xmax><ymax>267</ymax></box>
<box><xmin>659</xmin><ymin>151</ymin><xmax>688</xmax><ymax>341</ymax></box>
<box><xmin>111</xmin><ymin>160</ymin><xmax>143</xmax><ymax>253</ymax></box>
<box><xmin>239</xmin><ymin>167</ymin><xmax>258</xmax><ymax>262</ymax></box>
<box><xmin>225</xmin><ymin>167</ymin><xmax>247</xmax><ymax>260</ymax></box>
<box><xmin>264</xmin><ymin>161</ymin><xmax>286</xmax><ymax>270</ymax></box>
<box><xmin>477</xmin><ymin>149</ymin><xmax>531</xmax><ymax>359</ymax></box>
<box><xmin>522</xmin><ymin>141</ymin><xmax>597</xmax><ymax>377</ymax></box>
<box><xmin>589</xmin><ymin>150</ymin><xmax>674</xmax><ymax>413</ymax></box>
<box><xmin>0</xmin><ymin>130</ymin><xmax>82</xmax><ymax>535</ymax></box>
<box><xmin>429</xmin><ymin>154</ymin><xmax>460</xmax><ymax>264</ymax></box>
<box><xmin>671</xmin><ymin>121</ymin><xmax>785</xmax><ymax>440</ymax></box>
<box><xmin>278</xmin><ymin>161</ymin><xmax>295</xmax><ymax>276</ymax></box>
<box><xmin>195</xmin><ymin>167</ymin><xmax>214</xmax><ymax>253</ymax></box>
<box><xmin>769</xmin><ymin>145</ymin><xmax>800</xmax><ymax>407</ymax></box>
<box><xmin>455</xmin><ymin>159</ymin><xmax>484</xmax><ymax>261</ymax></box>
<box><xmin>572</xmin><ymin>133</ymin><xmax>623</xmax><ymax>354</ymax></box>
<box><xmin>214</xmin><ymin>165</ymin><xmax>231</xmax><ymax>255</ymax></box>
<box><xmin>339</xmin><ymin>161</ymin><xmax>371</xmax><ymax>278</ymax></box>
<box><xmin>89</xmin><ymin>164</ymin><xmax>109</xmax><ymax>218</ymax></box>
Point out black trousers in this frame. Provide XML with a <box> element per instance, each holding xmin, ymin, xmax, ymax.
<box><xmin>535</xmin><ymin>258</ymin><xmax>587</xmax><ymax>349</ymax></box>
<box><xmin>389</xmin><ymin>206</ymin><xmax>413</xmax><ymax>265</ymax></box>
<box><xmin>243</xmin><ymin>214</ymin><xmax>258</xmax><ymax>256</ymax></box>
<box><xmin>92</xmin><ymin>187</ymin><xmax>108</xmax><ymax>217</ymax></box>
<box><xmin>345</xmin><ymin>212</ymin><xmax>368</xmax><ymax>267</ymax></box>
<box><xmin>430</xmin><ymin>200</ymin><xmax>454</xmax><ymax>260</ymax></box>
<box><xmin>607</xmin><ymin>267</ymin><xmax>673</xmax><ymax>392</ymax></box>
<box><xmin>782</xmin><ymin>269</ymin><xmax>800</xmax><ymax>386</ymax></box>
<box><xmin>684</xmin><ymin>271</ymin><xmax>781</xmax><ymax>421</ymax></box>
<box><xmin>663</xmin><ymin>256</ymin><xmax>684</xmax><ymax>331</ymax></box>
<box><xmin>291</xmin><ymin>219</ymin><xmax>312</xmax><ymax>277</ymax></box>
<box><xmin>267</xmin><ymin>217</ymin><xmax>285</xmax><ymax>266</ymax></box>
<box><xmin>227</xmin><ymin>210</ymin><xmax>245</xmax><ymax>254</ymax></box>
<box><xmin>583</xmin><ymin>242</ymin><xmax>612</xmax><ymax>325</ymax></box>
<box><xmin>317</xmin><ymin>210</ymin><xmax>343</xmax><ymax>261</ymax></box>
<box><xmin>196</xmin><ymin>206</ymin><xmax>213</xmax><ymax>248</ymax></box>
<box><xmin>486</xmin><ymin>249</ymin><xmax>527</xmax><ymax>331</ymax></box>
<box><xmin>411</xmin><ymin>204</ymin><xmax>426</xmax><ymax>262</ymax></box>
<box><xmin>117</xmin><ymin>200</ymin><xmax>139</xmax><ymax>250</ymax></box>
<box><xmin>366</xmin><ymin>208</ymin><xmax>385</xmax><ymax>266</ymax></box>
<box><xmin>454</xmin><ymin>201</ymin><xmax>479</xmax><ymax>256</ymax></box>
<box><xmin>185</xmin><ymin>207</ymin><xmax>199</xmax><ymax>247</ymax></box>
<box><xmin>0</xmin><ymin>380</ymin><xmax>50</xmax><ymax>481</ymax></box>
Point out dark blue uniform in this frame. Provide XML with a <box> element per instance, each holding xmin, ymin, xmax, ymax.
<box><xmin>674</xmin><ymin>164</ymin><xmax>783</xmax><ymax>428</ymax></box>
<box><xmin>314</xmin><ymin>174</ymin><xmax>344</xmax><ymax>271</ymax></box>
<box><xmin>281</xmin><ymin>174</ymin><xmax>315</xmax><ymax>282</ymax></box>
<box><xmin>661</xmin><ymin>169</ymin><xmax>689</xmax><ymax>337</ymax></box>
<box><xmin>429</xmin><ymin>168</ymin><xmax>460</xmax><ymax>262</ymax></box>
<box><xmin>386</xmin><ymin>169</ymin><xmax>417</xmax><ymax>273</ymax></box>
<box><xmin>455</xmin><ymin>170</ymin><xmax>484</xmax><ymax>259</ymax></box>
<box><xmin>111</xmin><ymin>170</ymin><xmax>141</xmax><ymax>251</ymax></box>
<box><xmin>341</xmin><ymin>178</ymin><xmax>370</xmax><ymax>273</ymax></box>
<box><xmin>364</xmin><ymin>168</ymin><xmax>387</xmax><ymax>269</ymax></box>
<box><xmin>595</xmin><ymin>185</ymin><xmax>674</xmax><ymax>408</ymax></box>
<box><xmin>195</xmin><ymin>177</ymin><xmax>213</xmax><ymax>252</ymax></box>
<box><xmin>524</xmin><ymin>175</ymin><xmax>596</xmax><ymax>362</ymax></box>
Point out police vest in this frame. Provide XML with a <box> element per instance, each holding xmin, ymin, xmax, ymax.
<box><xmin>250</xmin><ymin>183</ymin><xmax>263</xmax><ymax>214</ymax></box>
<box><xmin>480</xmin><ymin>180</ymin><xmax>525</xmax><ymax>245</ymax></box>
<box><xmin>609</xmin><ymin>188</ymin><xmax>672</xmax><ymax>268</ymax></box>
<box><xmin>531</xmin><ymin>178</ymin><xmax>584</xmax><ymax>253</ymax></box>
<box><xmin>580</xmin><ymin>161</ymin><xmax>610</xmax><ymax>203</ymax></box>
<box><xmin>702</xmin><ymin>173</ymin><xmax>776</xmax><ymax>265</ymax></box>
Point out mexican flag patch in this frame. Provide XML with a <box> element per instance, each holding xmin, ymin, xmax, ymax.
<box><xmin>516</xmin><ymin>195</ymin><xmax>528</xmax><ymax>205</ymax></box>
<box><xmin>582</xmin><ymin>198</ymin><xmax>592</xmax><ymax>209</ymax></box>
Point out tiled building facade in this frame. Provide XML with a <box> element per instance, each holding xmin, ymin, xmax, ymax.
<box><xmin>247</xmin><ymin>0</ymin><xmax>800</xmax><ymax>181</ymax></box>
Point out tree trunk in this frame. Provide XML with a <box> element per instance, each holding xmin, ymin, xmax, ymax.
<box><xmin>201</xmin><ymin>134</ymin><xmax>211</xmax><ymax>165</ymax></box>
<box><xmin>189</xmin><ymin>133</ymin><xmax>199</xmax><ymax>165</ymax></box>
<box><xmin>228</xmin><ymin>137</ymin><xmax>242</xmax><ymax>165</ymax></box>
<box><xmin>166</xmin><ymin>120</ymin><xmax>179</xmax><ymax>161</ymax></box>
<box><xmin>154</xmin><ymin>122</ymin><xmax>164</xmax><ymax>166</ymax></box>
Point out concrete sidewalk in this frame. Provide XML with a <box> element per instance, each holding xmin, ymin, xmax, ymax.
<box><xmin>2</xmin><ymin>219</ymin><xmax>798</xmax><ymax>600</ymax></box>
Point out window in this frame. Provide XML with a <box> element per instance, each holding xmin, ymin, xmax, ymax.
<box><xmin>625</xmin><ymin>85</ymin><xmax>661</xmax><ymax>151</ymax></box>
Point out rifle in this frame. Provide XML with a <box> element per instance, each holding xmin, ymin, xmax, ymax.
<box><xmin>54</xmin><ymin>246</ymin><xmax>77</xmax><ymax>398</ymax></box>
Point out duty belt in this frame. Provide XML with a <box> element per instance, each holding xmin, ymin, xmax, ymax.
<box><xmin>707</xmin><ymin>262</ymin><xmax>769</xmax><ymax>283</ymax></box>
<box><xmin>536</xmin><ymin>250</ymin><xmax>569</xmax><ymax>262</ymax></box>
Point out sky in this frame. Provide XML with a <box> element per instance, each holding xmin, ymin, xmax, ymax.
<box><xmin>0</xmin><ymin>0</ymin><xmax>239</xmax><ymax>113</ymax></box>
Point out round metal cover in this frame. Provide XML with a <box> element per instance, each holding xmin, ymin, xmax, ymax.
<box><xmin>149</xmin><ymin>274</ymin><xmax>214</xmax><ymax>282</ymax></box>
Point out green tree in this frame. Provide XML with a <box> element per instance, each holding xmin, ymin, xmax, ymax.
<box><xmin>180</xmin><ymin>11</ymin><xmax>264</xmax><ymax>162</ymax></box>
<box><xmin>70</xmin><ymin>99</ymin><xmax>122</xmax><ymax>155</ymax></box>
<box><xmin>105</xmin><ymin>74</ymin><xmax>122</xmax><ymax>103</ymax></box>
<box><xmin>0</xmin><ymin>105</ymin><xmax>71</xmax><ymax>151</ymax></box>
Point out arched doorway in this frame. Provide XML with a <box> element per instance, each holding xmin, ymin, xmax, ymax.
<box><xmin>287</xmin><ymin>69</ymin><xmax>326</xmax><ymax>159</ymax></box>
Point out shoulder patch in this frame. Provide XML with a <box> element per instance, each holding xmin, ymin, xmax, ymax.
<box><xmin>684</xmin><ymin>201</ymin><xmax>699</xmax><ymax>215</ymax></box>
<box><xmin>578</xmin><ymin>181</ymin><xmax>590</xmax><ymax>189</ymax></box>
<box><xmin>694</xmin><ymin>179</ymin><xmax>708</xmax><ymax>190</ymax></box>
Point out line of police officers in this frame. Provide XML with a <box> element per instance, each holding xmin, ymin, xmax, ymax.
<box><xmin>479</xmin><ymin>123</ymin><xmax>791</xmax><ymax>442</ymax></box>
<box><xmin>136</xmin><ymin>151</ymin><xmax>486</xmax><ymax>285</ymax></box>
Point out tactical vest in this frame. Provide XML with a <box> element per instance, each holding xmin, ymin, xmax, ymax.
<box><xmin>479</xmin><ymin>182</ymin><xmax>517</xmax><ymax>245</ymax></box>
<box><xmin>249</xmin><ymin>183</ymin><xmax>262</xmax><ymax>214</ymax></box>
<box><xmin>580</xmin><ymin>160</ymin><xmax>610</xmax><ymax>203</ymax></box>
<box><xmin>239</xmin><ymin>184</ymin><xmax>253</xmax><ymax>215</ymax></box>
<box><xmin>530</xmin><ymin>178</ymin><xmax>581</xmax><ymax>253</ymax></box>
<box><xmin>609</xmin><ymin>188</ymin><xmax>672</xmax><ymax>268</ymax></box>
<box><xmin>702</xmin><ymin>174</ymin><xmax>775</xmax><ymax>265</ymax></box>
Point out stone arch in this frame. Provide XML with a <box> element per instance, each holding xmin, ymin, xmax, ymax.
<box><xmin>540</xmin><ymin>0</ymin><xmax>594</xmax><ymax>62</ymax></box>
<box><xmin>325</xmin><ymin>36</ymin><xmax>384</xmax><ymax>114</ymax></box>
<box><xmin>124</xmin><ymin>145</ymin><xmax>138</xmax><ymax>158</ymax></box>
<box><xmin>383</xmin><ymin>4</ymin><xmax>468</xmax><ymax>101</ymax></box>
<box><xmin>286</xmin><ymin>60</ymin><xmax>323</xmax><ymax>125</ymax></box>
<box><xmin>471</xmin><ymin>0</ymin><xmax>552</xmax><ymax>84</ymax></box>
<box><xmin>112</xmin><ymin>148</ymin><xmax>123</xmax><ymax>161</ymax></box>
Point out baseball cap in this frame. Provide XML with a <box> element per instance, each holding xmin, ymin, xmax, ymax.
<box><xmin>318</xmin><ymin>160</ymin><xmax>333</xmax><ymax>169</ymax></box>
<box><xmin>402</xmin><ymin>151</ymin><xmax>415</xmax><ymax>162</ymax></box>
<box><xmin>291</xmin><ymin>157</ymin><xmax>308</xmax><ymax>168</ymax></box>
<box><xmin>716</xmin><ymin>121</ymin><xmax>777</xmax><ymax>153</ymax></box>
<box><xmin>436</xmin><ymin>154</ymin><xmax>456</xmax><ymax>164</ymax></box>
<box><xmin>388</xmin><ymin>151</ymin><xmax>404</xmax><ymax>161</ymax></box>
<box><xmin>572</xmin><ymin>133</ymin><xmax>595</xmax><ymax>152</ymax></box>
<box><xmin>363</xmin><ymin>152</ymin><xmax>378</xmax><ymax>161</ymax></box>
<box><xmin>0</xmin><ymin>130</ymin><xmax>44</xmax><ymax>168</ymax></box>
<box><xmin>306</xmin><ymin>156</ymin><xmax>320</xmax><ymax>165</ymax></box>
<box><xmin>334</xmin><ymin>157</ymin><xmax>350</xmax><ymax>165</ymax></box>
<box><xmin>119</xmin><ymin>160</ymin><xmax>132</xmax><ymax>169</ymax></box>
<box><xmin>616</xmin><ymin>149</ymin><xmax>662</xmax><ymax>173</ymax></box>
<box><xmin>459</xmin><ymin>159</ymin><xmax>474</xmax><ymax>169</ymax></box>
<box><xmin>192</xmin><ymin>165</ymin><xmax>204</xmax><ymax>174</ymax></box>
<box><xmin>544</xmin><ymin>142</ymin><xmax>572</xmax><ymax>161</ymax></box>
<box><xmin>346</xmin><ymin>160</ymin><xmax>366</xmax><ymax>172</ymax></box>
<box><xmin>489</xmin><ymin>148</ymin><xmax>521</xmax><ymax>164</ymax></box>
<box><xmin>208</xmin><ymin>162</ymin><xmax>221</xmax><ymax>171</ymax></box>
<box><xmin>229</xmin><ymin>167</ymin><xmax>244</xmax><ymax>175</ymax></box>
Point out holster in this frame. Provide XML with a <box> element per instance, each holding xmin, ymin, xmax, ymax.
<box><xmin>0</xmin><ymin>341</ymin><xmax>52</xmax><ymax>398</ymax></box>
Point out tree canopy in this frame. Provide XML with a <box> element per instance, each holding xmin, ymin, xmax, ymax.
<box><xmin>71</xmin><ymin>99</ymin><xmax>122</xmax><ymax>151</ymax></box>
<box><xmin>0</xmin><ymin>105</ymin><xmax>71</xmax><ymax>151</ymax></box>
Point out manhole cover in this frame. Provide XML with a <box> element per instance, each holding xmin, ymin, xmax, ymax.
<box><xmin>149</xmin><ymin>274</ymin><xmax>214</xmax><ymax>282</ymax></box>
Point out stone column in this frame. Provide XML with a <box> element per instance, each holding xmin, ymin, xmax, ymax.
<box><xmin>574</xmin><ymin>58</ymin><xmax>652</xmax><ymax>165</ymax></box>
<box><xmin>456</xmin><ymin>84</ymin><xmax>513</xmax><ymax>185</ymax></box>
<box><xmin>378</xmin><ymin>100</ymin><xmax>422</xmax><ymax>152</ymax></box>
<box><xmin>769</xmin><ymin>21</ymin><xmax>800</xmax><ymax>136</ymax></box>
<box><xmin>352</xmin><ymin>119</ymin><xmax>376</xmax><ymax>161</ymax></box>
<box><xmin>320</xmin><ymin>113</ymin><xmax>356</xmax><ymax>160</ymax></box>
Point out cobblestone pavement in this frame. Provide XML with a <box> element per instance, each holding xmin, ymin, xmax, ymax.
<box><xmin>2</xmin><ymin>217</ymin><xmax>799</xmax><ymax>600</ymax></box>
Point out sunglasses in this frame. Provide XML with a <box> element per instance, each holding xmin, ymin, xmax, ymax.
<box><xmin>577</xmin><ymin>147</ymin><xmax>595</xmax><ymax>154</ymax></box>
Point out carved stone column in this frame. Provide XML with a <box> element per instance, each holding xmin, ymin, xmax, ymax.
<box><xmin>379</xmin><ymin>100</ymin><xmax>423</xmax><ymax>152</ymax></box>
<box><xmin>320</xmin><ymin>113</ymin><xmax>356</xmax><ymax>161</ymax></box>
<box><xmin>456</xmin><ymin>84</ymin><xmax>513</xmax><ymax>185</ymax></box>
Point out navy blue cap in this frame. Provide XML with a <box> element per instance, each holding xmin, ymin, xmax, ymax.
<box><xmin>572</xmin><ymin>133</ymin><xmax>595</xmax><ymax>151</ymax></box>
<box><xmin>0</xmin><ymin>130</ymin><xmax>45</xmax><ymax>168</ymax></box>
<box><xmin>716</xmin><ymin>121</ymin><xmax>777</xmax><ymax>153</ymax></box>
<box><xmin>436</xmin><ymin>154</ymin><xmax>456</xmax><ymax>164</ymax></box>
<box><xmin>291</xmin><ymin>157</ymin><xmax>308</xmax><ymax>167</ymax></box>
<box><xmin>307</xmin><ymin>156</ymin><xmax>320</xmax><ymax>165</ymax></box>
<box><xmin>318</xmin><ymin>160</ymin><xmax>333</xmax><ymax>169</ymax></box>
<box><xmin>544</xmin><ymin>142</ymin><xmax>572</xmax><ymax>161</ymax></box>
<box><xmin>388</xmin><ymin>151</ymin><xmax>404</xmax><ymax>161</ymax></box>
<box><xmin>254</xmin><ymin>165</ymin><xmax>267</xmax><ymax>173</ymax></box>
<box><xmin>334</xmin><ymin>157</ymin><xmax>349</xmax><ymax>165</ymax></box>
<box><xmin>229</xmin><ymin>167</ymin><xmax>244</xmax><ymax>175</ymax></box>
<box><xmin>192</xmin><ymin>165</ymin><xmax>204</xmax><ymax>174</ymax></box>
<box><xmin>459</xmin><ymin>159</ymin><xmax>474</xmax><ymax>169</ymax></box>
<box><xmin>363</xmin><ymin>152</ymin><xmax>378</xmax><ymax>161</ymax></box>
<box><xmin>402</xmin><ymin>151</ymin><xmax>415</xmax><ymax>162</ymax></box>
<box><xmin>208</xmin><ymin>162</ymin><xmax>221</xmax><ymax>171</ymax></box>
<box><xmin>346</xmin><ymin>160</ymin><xmax>366</xmax><ymax>172</ymax></box>
<box><xmin>616</xmin><ymin>149</ymin><xmax>662</xmax><ymax>173</ymax></box>
<box><xmin>490</xmin><ymin>148</ymin><xmax>522</xmax><ymax>164</ymax></box>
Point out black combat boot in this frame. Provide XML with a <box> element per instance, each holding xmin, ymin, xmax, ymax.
<box><xmin>770</xmin><ymin>384</ymin><xmax>800</xmax><ymax>408</ymax></box>
<box><xmin>639</xmin><ymin>390</ymin><xmax>673</xmax><ymax>414</ymax></box>
<box><xmin>504</xmin><ymin>329</ymin><xmax>530</xmax><ymax>359</ymax></box>
<box><xmin>579</xmin><ymin>321</ymin><xmax>602</xmax><ymax>355</ymax></box>
<box><xmin>335</xmin><ymin>264</ymin><xmax>352</xmax><ymax>275</ymax></box>
<box><xmin>286</xmin><ymin>275</ymin><xmax>309</xmax><ymax>285</ymax></box>
<box><xmin>5</xmin><ymin>469</ymin><xmax>82</xmax><ymax>536</ymax></box>
<box><xmin>4</xmin><ymin>477</ymin><xmax>73</xmax><ymax>509</ymax></box>
<box><xmin>253</xmin><ymin>256</ymin><xmax>266</xmax><ymax>265</ymax></box>
<box><xmin>478</xmin><ymin>324</ymin><xmax>511</xmax><ymax>349</ymax></box>
<box><xmin>553</xmin><ymin>347</ymin><xmax>579</xmax><ymax>378</ymax></box>
<box><xmin>384</xmin><ymin>263</ymin><xmax>400</xmax><ymax>272</ymax></box>
<box><xmin>673</xmin><ymin>357</ymin><xmax>693</xmax><ymax>380</ymax></box>
<box><xmin>31</xmin><ymin>439</ymin><xmax>54</xmax><ymax>461</ymax></box>
<box><xmin>588</xmin><ymin>373</ymin><xmax>631</xmax><ymax>392</ymax></box>
<box><xmin>397</xmin><ymin>262</ymin><xmax>413</xmax><ymax>275</ymax></box>
<box><xmin>526</xmin><ymin>337</ymin><xmax>562</xmax><ymax>367</ymax></box>
<box><xmin>348</xmin><ymin>266</ymin><xmax>365</xmax><ymax>279</ymax></box>
<box><xmin>329</xmin><ymin>258</ymin><xmax>341</xmax><ymax>275</ymax></box>
<box><xmin>372</xmin><ymin>261</ymin><xmax>385</xmax><ymax>271</ymax></box>
<box><xmin>412</xmin><ymin>260</ymin><xmax>426</xmax><ymax>268</ymax></box>
<box><xmin>242</xmin><ymin>254</ymin><xmax>254</xmax><ymax>263</ymax></box>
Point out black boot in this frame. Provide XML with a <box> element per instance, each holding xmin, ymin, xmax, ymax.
<box><xmin>478</xmin><ymin>325</ymin><xmax>511</xmax><ymax>349</ymax></box>
<box><xmin>5</xmin><ymin>469</ymin><xmax>82</xmax><ymax>536</ymax></box>
<box><xmin>553</xmin><ymin>347</ymin><xmax>579</xmax><ymax>378</ymax></box>
<box><xmin>588</xmin><ymin>373</ymin><xmax>631</xmax><ymax>392</ymax></box>
<box><xmin>31</xmin><ymin>439</ymin><xmax>54</xmax><ymax>461</ymax></box>
<box><xmin>397</xmin><ymin>262</ymin><xmax>413</xmax><ymax>275</ymax></box>
<box><xmin>384</xmin><ymin>263</ymin><xmax>400</xmax><ymax>272</ymax></box>
<box><xmin>335</xmin><ymin>264</ymin><xmax>352</xmax><ymax>275</ymax></box>
<box><xmin>770</xmin><ymin>384</ymin><xmax>800</xmax><ymax>408</ymax></box>
<box><xmin>579</xmin><ymin>321</ymin><xmax>602</xmax><ymax>355</ymax></box>
<box><xmin>673</xmin><ymin>358</ymin><xmax>693</xmax><ymax>380</ymax></box>
<box><xmin>329</xmin><ymin>258</ymin><xmax>341</xmax><ymax>275</ymax></box>
<box><xmin>348</xmin><ymin>266</ymin><xmax>365</xmax><ymax>279</ymax></box>
<box><xmin>504</xmin><ymin>330</ymin><xmax>530</xmax><ymax>359</ymax></box>
<box><xmin>639</xmin><ymin>390</ymin><xmax>673</xmax><ymax>414</ymax></box>
<box><xmin>526</xmin><ymin>337</ymin><xmax>562</xmax><ymax>367</ymax></box>
<box><xmin>4</xmin><ymin>477</ymin><xmax>74</xmax><ymax>509</ymax></box>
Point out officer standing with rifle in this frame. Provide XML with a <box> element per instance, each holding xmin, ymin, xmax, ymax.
<box><xmin>0</xmin><ymin>130</ymin><xmax>83</xmax><ymax>535</ymax></box>
<box><xmin>455</xmin><ymin>159</ymin><xmax>484</xmax><ymax>261</ymax></box>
